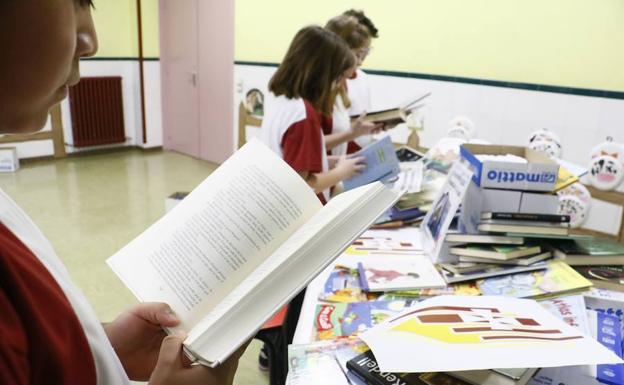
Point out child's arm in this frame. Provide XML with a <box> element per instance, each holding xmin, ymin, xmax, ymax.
<box><xmin>324</xmin><ymin>114</ymin><xmax>383</xmax><ymax>150</ymax></box>
<box><xmin>300</xmin><ymin>156</ymin><xmax>366</xmax><ymax>193</ymax></box>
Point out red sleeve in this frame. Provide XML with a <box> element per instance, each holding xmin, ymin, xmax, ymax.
<box><xmin>0</xmin><ymin>289</ymin><xmax>28</xmax><ymax>385</ymax></box>
<box><xmin>281</xmin><ymin>118</ymin><xmax>323</xmax><ymax>174</ymax></box>
<box><xmin>321</xmin><ymin>114</ymin><xmax>333</xmax><ymax>135</ymax></box>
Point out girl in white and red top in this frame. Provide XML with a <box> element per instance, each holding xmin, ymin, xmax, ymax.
<box><xmin>0</xmin><ymin>1</ymin><xmax>244</xmax><ymax>385</ymax></box>
<box><xmin>325</xmin><ymin>10</ymin><xmax>381</xmax><ymax>154</ymax></box>
<box><xmin>262</xmin><ymin>26</ymin><xmax>366</xmax><ymax>204</ymax></box>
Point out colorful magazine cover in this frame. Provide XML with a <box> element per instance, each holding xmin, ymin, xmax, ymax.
<box><xmin>318</xmin><ymin>264</ymin><xmax>373</xmax><ymax>303</ymax></box>
<box><xmin>357</xmin><ymin>257</ymin><xmax>446</xmax><ymax>292</ymax></box>
<box><xmin>315</xmin><ymin>300</ymin><xmax>418</xmax><ymax>340</ymax></box>
<box><xmin>477</xmin><ymin>260</ymin><xmax>592</xmax><ymax>299</ymax></box>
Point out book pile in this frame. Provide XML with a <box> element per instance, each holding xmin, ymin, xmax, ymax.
<box><xmin>285</xmin><ymin>142</ymin><xmax>624</xmax><ymax>385</ymax></box>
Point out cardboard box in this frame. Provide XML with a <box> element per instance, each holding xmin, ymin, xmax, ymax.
<box><xmin>0</xmin><ymin>147</ymin><xmax>19</xmax><ymax>172</ymax></box>
<box><xmin>459</xmin><ymin>182</ymin><xmax>559</xmax><ymax>233</ymax></box>
<box><xmin>460</xmin><ymin>143</ymin><xmax>559</xmax><ymax>192</ymax></box>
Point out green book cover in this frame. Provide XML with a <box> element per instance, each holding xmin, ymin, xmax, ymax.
<box><xmin>559</xmin><ymin>238</ymin><xmax>624</xmax><ymax>256</ymax></box>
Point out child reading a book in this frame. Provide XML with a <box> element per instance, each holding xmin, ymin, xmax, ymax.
<box><xmin>0</xmin><ymin>1</ymin><xmax>244</xmax><ymax>384</ymax></box>
<box><xmin>261</xmin><ymin>26</ymin><xmax>366</xmax><ymax>204</ymax></box>
<box><xmin>330</xmin><ymin>9</ymin><xmax>380</xmax><ymax>153</ymax></box>
<box><xmin>324</xmin><ymin>13</ymin><xmax>384</xmax><ymax>157</ymax></box>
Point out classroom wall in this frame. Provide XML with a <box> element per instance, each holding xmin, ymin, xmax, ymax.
<box><xmin>236</xmin><ymin>0</ymin><xmax>624</xmax><ymax>92</ymax></box>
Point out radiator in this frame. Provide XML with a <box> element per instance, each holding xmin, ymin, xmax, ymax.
<box><xmin>68</xmin><ymin>76</ymin><xmax>126</xmax><ymax>147</ymax></box>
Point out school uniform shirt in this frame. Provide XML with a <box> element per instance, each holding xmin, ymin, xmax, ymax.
<box><xmin>0</xmin><ymin>188</ymin><xmax>129</xmax><ymax>385</ymax></box>
<box><xmin>346</xmin><ymin>68</ymin><xmax>374</xmax><ymax>152</ymax></box>
<box><xmin>261</xmin><ymin>93</ymin><xmax>330</xmax><ymax>203</ymax></box>
<box><xmin>330</xmin><ymin>93</ymin><xmax>351</xmax><ymax>157</ymax></box>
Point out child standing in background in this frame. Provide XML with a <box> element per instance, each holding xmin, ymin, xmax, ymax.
<box><xmin>261</xmin><ymin>25</ymin><xmax>365</xmax><ymax>204</ymax></box>
<box><xmin>324</xmin><ymin>13</ymin><xmax>384</xmax><ymax>157</ymax></box>
<box><xmin>331</xmin><ymin>9</ymin><xmax>380</xmax><ymax>153</ymax></box>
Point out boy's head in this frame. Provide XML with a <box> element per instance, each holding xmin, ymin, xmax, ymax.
<box><xmin>0</xmin><ymin>0</ymin><xmax>98</xmax><ymax>134</ymax></box>
<box><xmin>343</xmin><ymin>9</ymin><xmax>378</xmax><ymax>39</ymax></box>
<box><xmin>269</xmin><ymin>25</ymin><xmax>356</xmax><ymax>116</ymax></box>
<box><xmin>327</xmin><ymin>10</ymin><xmax>378</xmax><ymax>68</ymax></box>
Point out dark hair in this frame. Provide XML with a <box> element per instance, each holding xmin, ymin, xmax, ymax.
<box><xmin>269</xmin><ymin>26</ymin><xmax>356</xmax><ymax>116</ymax></box>
<box><xmin>343</xmin><ymin>9</ymin><xmax>378</xmax><ymax>38</ymax></box>
<box><xmin>325</xmin><ymin>15</ymin><xmax>370</xmax><ymax>50</ymax></box>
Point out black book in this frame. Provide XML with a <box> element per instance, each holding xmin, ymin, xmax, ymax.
<box><xmin>482</xmin><ymin>212</ymin><xmax>570</xmax><ymax>223</ymax></box>
<box><xmin>346</xmin><ymin>350</ymin><xmax>469</xmax><ymax>385</ymax></box>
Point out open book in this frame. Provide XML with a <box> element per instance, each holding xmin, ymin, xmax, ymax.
<box><xmin>354</xmin><ymin>92</ymin><xmax>431</xmax><ymax>126</ymax></box>
<box><xmin>106</xmin><ymin>139</ymin><xmax>400</xmax><ymax>367</ymax></box>
<box><xmin>343</xmin><ymin>136</ymin><xmax>400</xmax><ymax>191</ymax></box>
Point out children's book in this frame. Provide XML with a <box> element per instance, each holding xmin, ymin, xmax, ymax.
<box><xmin>441</xmin><ymin>262</ymin><xmax>548</xmax><ymax>284</ymax></box>
<box><xmin>447</xmin><ymin>367</ymin><xmax>539</xmax><ymax>385</ymax></box>
<box><xmin>538</xmin><ymin>295</ymin><xmax>591</xmax><ymax>335</ymax></box>
<box><xmin>355</xmin><ymin>92</ymin><xmax>431</xmax><ymax>127</ymax></box>
<box><xmin>477</xmin><ymin>260</ymin><xmax>592</xmax><ymax>299</ymax></box>
<box><xmin>450</xmin><ymin>244</ymin><xmax>542</xmax><ymax>261</ymax></box>
<box><xmin>106</xmin><ymin>139</ymin><xmax>400</xmax><ymax>367</ymax></box>
<box><xmin>553</xmin><ymin>238</ymin><xmax>624</xmax><ymax>266</ymax></box>
<box><xmin>314</xmin><ymin>300</ymin><xmax>418</xmax><ymax>340</ymax></box>
<box><xmin>359</xmin><ymin>295</ymin><xmax>621</xmax><ymax>373</ymax></box>
<box><xmin>318</xmin><ymin>264</ymin><xmax>370</xmax><ymax>303</ymax></box>
<box><xmin>357</xmin><ymin>256</ymin><xmax>446</xmax><ymax>292</ymax></box>
<box><xmin>288</xmin><ymin>339</ymin><xmax>369</xmax><ymax>385</ymax></box>
<box><xmin>573</xmin><ymin>266</ymin><xmax>624</xmax><ymax>292</ymax></box>
<box><xmin>459</xmin><ymin>251</ymin><xmax>552</xmax><ymax>266</ymax></box>
<box><xmin>343</xmin><ymin>136</ymin><xmax>401</xmax><ymax>191</ymax></box>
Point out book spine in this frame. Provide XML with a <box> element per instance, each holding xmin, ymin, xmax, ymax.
<box><xmin>358</xmin><ymin>262</ymin><xmax>370</xmax><ymax>292</ymax></box>
<box><xmin>486</xmin><ymin>212</ymin><xmax>570</xmax><ymax>223</ymax></box>
<box><xmin>346</xmin><ymin>355</ymin><xmax>392</xmax><ymax>385</ymax></box>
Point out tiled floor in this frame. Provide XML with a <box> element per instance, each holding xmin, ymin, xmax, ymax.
<box><xmin>0</xmin><ymin>148</ymin><xmax>269</xmax><ymax>385</ymax></box>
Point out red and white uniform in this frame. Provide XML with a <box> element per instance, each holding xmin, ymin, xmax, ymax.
<box><xmin>0</xmin><ymin>188</ymin><xmax>129</xmax><ymax>385</ymax></box>
<box><xmin>261</xmin><ymin>93</ymin><xmax>331</xmax><ymax>203</ymax></box>
<box><xmin>346</xmin><ymin>68</ymin><xmax>374</xmax><ymax>152</ymax></box>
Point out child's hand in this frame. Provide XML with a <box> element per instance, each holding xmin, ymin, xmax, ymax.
<box><xmin>327</xmin><ymin>155</ymin><xmax>341</xmax><ymax>169</ymax></box>
<box><xmin>352</xmin><ymin>113</ymin><xmax>384</xmax><ymax>136</ymax></box>
<box><xmin>336</xmin><ymin>155</ymin><xmax>366</xmax><ymax>179</ymax></box>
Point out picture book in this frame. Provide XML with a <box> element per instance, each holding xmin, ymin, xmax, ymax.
<box><xmin>343</xmin><ymin>136</ymin><xmax>401</xmax><ymax>191</ymax></box>
<box><xmin>288</xmin><ymin>339</ymin><xmax>369</xmax><ymax>385</ymax></box>
<box><xmin>477</xmin><ymin>260</ymin><xmax>592</xmax><ymax>299</ymax></box>
<box><xmin>450</xmin><ymin>244</ymin><xmax>542</xmax><ymax>260</ymax></box>
<box><xmin>356</xmin><ymin>92</ymin><xmax>431</xmax><ymax>127</ymax></box>
<box><xmin>314</xmin><ymin>300</ymin><xmax>418</xmax><ymax>340</ymax></box>
<box><xmin>574</xmin><ymin>266</ymin><xmax>624</xmax><ymax>292</ymax></box>
<box><xmin>346</xmin><ymin>349</ymin><xmax>470</xmax><ymax>385</ymax></box>
<box><xmin>106</xmin><ymin>139</ymin><xmax>401</xmax><ymax>367</ymax></box>
<box><xmin>459</xmin><ymin>251</ymin><xmax>552</xmax><ymax>266</ymax></box>
<box><xmin>553</xmin><ymin>238</ymin><xmax>624</xmax><ymax>266</ymax></box>
<box><xmin>421</xmin><ymin>161</ymin><xmax>473</xmax><ymax>263</ymax></box>
<box><xmin>344</xmin><ymin>227</ymin><xmax>425</xmax><ymax>257</ymax></box>
<box><xmin>538</xmin><ymin>295</ymin><xmax>591</xmax><ymax>335</ymax></box>
<box><xmin>318</xmin><ymin>265</ymin><xmax>370</xmax><ymax>303</ymax></box>
<box><xmin>358</xmin><ymin>256</ymin><xmax>446</xmax><ymax>292</ymax></box>
<box><xmin>441</xmin><ymin>262</ymin><xmax>548</xmax><ymax>284</ymax></box>
<box><xmin>359</xmin><ymin>295</ymin><xmax>621</xmax><ymax>373</ymax></box>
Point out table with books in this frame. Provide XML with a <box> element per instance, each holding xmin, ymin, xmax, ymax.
<box><xmin>286</xmin><ymin>141</ymin><xmax>624</xmax><ymax>385</ymax></box>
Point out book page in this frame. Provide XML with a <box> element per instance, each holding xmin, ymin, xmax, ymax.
<box><xmin>107</xmin><ymin>140</ymin><xmax>321</xmax><ymax>332</ymax></box>
<box><xmin>185</xmin><ymin>183</ymin><xmax>400</xmax><ymax>365</ymax></box>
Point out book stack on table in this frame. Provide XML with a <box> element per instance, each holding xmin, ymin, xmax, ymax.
<box><xmin>286</xmin><ymin>142</ymin><xmax>624</xmax><ymax>385</ymax></box>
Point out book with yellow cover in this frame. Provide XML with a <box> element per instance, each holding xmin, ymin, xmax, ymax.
<box><xmin>477</xmin><ymin>260</ymin><xmax>592</xmax><ymax>299</ymax></box>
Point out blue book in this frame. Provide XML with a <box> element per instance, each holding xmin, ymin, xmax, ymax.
<box><xmin>343</xmin><ymin>136</ymin><xmax>400</xmax><ymax>191</ymax></box>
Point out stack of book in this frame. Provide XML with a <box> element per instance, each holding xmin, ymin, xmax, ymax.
<box><xmin>477</xmin><ymin>211</ymin><xmax>570</xmax><ymax>237</ymax></box>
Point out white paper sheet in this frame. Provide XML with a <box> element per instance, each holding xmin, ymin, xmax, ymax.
<box><xmin>359</xmin><ymin>295</ymin><xmax>622</xmax><ymax>373</ymax></box>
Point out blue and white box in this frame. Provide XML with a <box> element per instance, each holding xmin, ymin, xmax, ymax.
<box><xmin>460</xmin><ymin>144</ymin><xmax>559</xmax><ymax>192</ymax></box>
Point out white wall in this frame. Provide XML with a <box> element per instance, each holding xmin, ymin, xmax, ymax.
<box><xmin>234</xmin><ymin>64</ymin><xmax>624</xmax><ymax>168</ymax></box>
<box><xmin>4</xmin><ymin>60</ymin><xmax>163</xmax><ymax>159</ymax></box>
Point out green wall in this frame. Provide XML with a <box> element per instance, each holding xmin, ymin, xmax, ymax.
<box><xmin>90</xmin><ymin>0</ymin><xmax>624</xmax><ymax>92</ymax></box>
<box><xmin>235</xmin><ymin>0</ymin><xmax>624</xmax><ymax>92</ymax></box>
<box><xmin>91</xmin><ymin>0</ymin><xmax>159</xmax><ymax>58</ymax></box>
